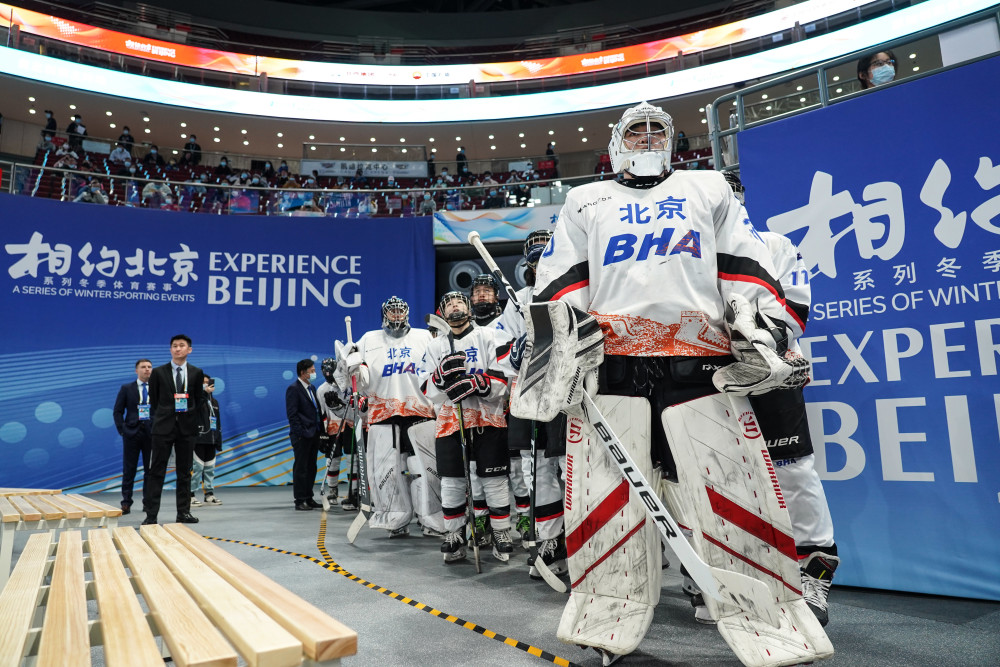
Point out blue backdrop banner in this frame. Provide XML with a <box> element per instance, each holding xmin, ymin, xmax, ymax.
<box><xmin>0</xmin><ymin>194</ymin><xmax>434</xmax><ymax>493</ymax></box>
<box><xmin>738</xmin><ymin>55</ymin><xmax>1000</xmax><ymax>600</ymax></box>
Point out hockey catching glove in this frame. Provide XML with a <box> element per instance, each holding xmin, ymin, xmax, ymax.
<box><xmin>432</xmin><ymin>351</ymin><xmax>466</xmax><ymax>389</ymax></box>
<box><xmin>445</xmin><ymin>373</ymin><xmax>489</xmax><ymax>403</ymax></box>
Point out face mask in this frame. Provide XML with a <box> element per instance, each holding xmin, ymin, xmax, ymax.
<box><xmin>424</xmin><ymin>194</ymin><xmax>430</xmax><ymax>200</ymax></box>
<box><xmin>309</xmin><ymin>372</ymin><xmax>317</xmax><ymax>381</ymax></box>
<box><xmin>123</xmin><ymin>130</ymin><xmax>129</xmax><ymax>135</ymax></box>
<box><xmin>220</xmin><ymin>160</ymin><xmax>227</xmax><ymax>166</ymax></box>
<box><xmin>129</xmin><ymin>167</ymin><xmax>137</xmax><ymax>174</ymax></box>
<box><xmin>124</xmin><ymin>160</ymin><xmax>131</xmax><ymax>166</ymax></box>
<box><xmin>165</xmin><ymin>198</ymin><xmax>173</xmax><ymax>204</ymax></box>
<box><xmin>241</xmin><ymin>173</ymin><xmax>248</xmax><ymax>179</ymax></box>
<box><xmin>252</xmin><ymin>178</ymin><xmax>260</xmax><ymax>184</ymax></box>
<box><xmin>307</xmin><ymin>179</ymin><xmax>315</xmax><ymax>185</ymax></box>
<box><xmin>870</xmin><ymin>64</ymin><xmax>895</xmax><ymax>86</ymax></box>
<box><xmin>45</xmin><ymin>136</ymin><xmax>52</xmax><ymax>142</ymax></box>
<box><xmin>150</xmin><ymin>149</ymin><xmax>157</xmax><ymax>155</ymax></box>
<box><xmin>45</xmin><ymin>113</ymin><xmax>51</xmax><ymax>118</ymax></box>
<box><xmin>265</xmin><ymin>163</ymin><xmax>271</xmax><ymax>169</ymax></box>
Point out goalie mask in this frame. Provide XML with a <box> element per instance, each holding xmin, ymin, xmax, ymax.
<box><xmin>439</xmin><ymin>290</ymin><xmax>471</xmax><ymax>328</ymax></box>
<box><xmin>320</xmin><ymin>357</ymin><xmax>337</xmax><ymax>384</ymax></box>
<box><xmin>469</xmin><ymin>274</ymin><xmax>501</xmax><ymax>321</ymax></box>
<box><xmin>723</xmin><ymin>170</ymin><xmax>746</xmax><ymax>205</ymax></box>
<box><xmin>381</xmin><ymin>296</ymin><xmax>410</xmax><ymax>336</ymax></box>
<box><xmin>609</xmin><ymin>101</ymin><xmax>674</xmax><ymax>178</ymax></box>
<box><xmin>523</xmin><ymin>228</ymin><xmax>553</xmax><ymax>286</ymax></box>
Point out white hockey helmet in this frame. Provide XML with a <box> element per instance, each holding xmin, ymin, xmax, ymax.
<box><xmin>381</xmin><ymin>296</ymin><xmax>410</xmax><ymax>336</ymax></box>
<box><xmin>609</xmin><ymin>101</ymin><xmax>674</xmax><ymax>177</ymax></box>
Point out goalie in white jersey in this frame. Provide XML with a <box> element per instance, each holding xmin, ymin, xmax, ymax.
<box><xmin>525</xmin><ymin>101</ymin><xmax>821</xmax><ymax>666</ymax></box>
<box><xmin>344</xmin><ymin>297</ymin><xmax>436</xmax><ymax>537</ymax></box>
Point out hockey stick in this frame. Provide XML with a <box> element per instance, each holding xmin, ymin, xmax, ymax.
<box><xmin>321</xmin><ymin>395</ymin><xmax>350</xmax><ymax>512</ymax></box>
<box><xmin>344</xmin><ymin>316</ymin><xmax>375</xmax><ymax>544</ymax></box>
<box><xmin>447</xmin><ymin>330</ymin><xmax>482</xmax><ymax>573</ymax></box>
<box><xmin>467</xmin><ymin>230</ymin><xmax>779</xmax><ymax>625</ymax></box>
<box><xmin>526</xmin><ymin>422</ymin><xmax>568</xmax><ymax>593</ymax></box>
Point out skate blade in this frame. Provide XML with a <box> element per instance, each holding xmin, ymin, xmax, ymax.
<box><xmin>492</xmin><ymin>547</ymin><xmax>510</xmax><ymax>562</ymax></box>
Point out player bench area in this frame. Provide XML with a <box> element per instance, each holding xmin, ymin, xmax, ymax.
<box><xmin>0</xmin><ymin>522</ymin><xmax>358</xmax><ymax>667</ymax></box>
<box><xmin>0</xmin><ymin>490</ymin><xmax>121</xmax><ymax>589</ymax></box>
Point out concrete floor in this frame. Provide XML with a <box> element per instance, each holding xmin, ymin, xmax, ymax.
<box><xmin>7</xmin><ymin>485</ymin><xmax>1000</xmax><ymax>666</ymax></box>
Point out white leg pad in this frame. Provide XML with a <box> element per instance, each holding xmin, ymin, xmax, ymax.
<box><xmin>367</xmin><ymin>423</ymin><xmax>413</xmax><ymax>530</ymax></box>
<box><xmin>662</xmin><ymin>394</ymin><xmax>833</xmax><ymax>667</ymax></box>
<box><xmin>408</xmin><ymin>420</ymin><xmax>445</xmax><ymax>533</ymax></box>
<box><xmin>557</xmin><ymin>396</ymin><xmax>660</xmax><ymax>656</ymax></box>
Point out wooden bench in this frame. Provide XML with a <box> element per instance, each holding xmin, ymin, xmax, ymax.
<box><xmin>0</xmin><ymin>493</ymin><xmax>120</xmax><ymax>589</ymax></box>
<box><xmin>0</xmin><ymin>524</ymin><xmax>357</xmax><ymax>667</ymax></box>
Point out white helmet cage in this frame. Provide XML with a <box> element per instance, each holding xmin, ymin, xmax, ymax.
<box><xmin>381</xmin><ymin>296</ymin><xmax>410</xmax><ymax>335</ymax></box>
<box><xmin>609</xmin><ymin>101</ymin><xmax>675</xmax><ymax>177</ymax></box>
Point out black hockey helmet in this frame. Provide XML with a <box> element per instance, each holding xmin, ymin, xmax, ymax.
<box><xmin>524</xmin><ymin>228</ymin><xmax>553</xmax><ymax>268</ymax></box>
<box><xmin>469</xmin><ymin>273</ymin><xmax>501</xmax><ymax>320</ymax></box>
<box><xmin>320</xmin><ymin>357</ymin><xmax>337</xmax><ymax>384</ymax></box>
<box><xmin>439</xmin><ymin>290</ymin><xmax>471</xmax><ymax>327</ymax></box>
<box><xmin>722</xmin><ymin>169</ymin><xmax>745</xmax><ymax>204</ymax></box>
<box><xmin>381</xmin><ymin>296</ymin><xmax>410</xmax><ymax>336</ymax></box>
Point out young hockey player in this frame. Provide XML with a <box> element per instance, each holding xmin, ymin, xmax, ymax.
<box><xmin>316</xmin><ymin>357</ymin><xmax>351</xmax><ymax>508</ymax></box>
<box><xmin>419</xmin><ymin>291</ymin><xmax>514</xmax><ymax>563</ymax></box>
<box><xmin>344</xmin><ymin>297</ymin><xmax>436</xmax><ymax>536</ymax></box>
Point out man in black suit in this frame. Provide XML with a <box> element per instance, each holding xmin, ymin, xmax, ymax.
<box><xmin>143</xmin><ymin>334</ymin><xmax>206</xmax><ymax>525</ymax></box>
<box><xmin>113</xmin><ymin>358</ymin><xmax>154</xmax><ymax>514</ymax></box>
<box><xmin>286</xmin><ymin>359</ymin><xmax>323</xmax><ymax>511</ymax></box>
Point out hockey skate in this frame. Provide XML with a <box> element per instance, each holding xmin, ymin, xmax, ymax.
<box><xmin>515</xmin><ymin>515</ymin><xmax>531</xmax><ymax>548</ymax></box>
<box><xmin>420</xmin><ymin>522</ymin><xmax>446</xmax><ymax>538</ymax></box>
<box><xmin>441</xmin><ymin>530</ymin><xmax>467</xmax><ymax>564</ymax></box>
<box><xmin>801</xmin><ymin>552</ymin><xmax>839</xmax><ymax>627</ymax></box>
<box><xmin>473</xmin><ymin>516</ymin><xmax>493</xmax><ymax>548</ymax></box>
<box><xmin>529</xmin><ymin>537</ymin><xmax>567</xmax><ymax>578</ymax></box>
<box><xmin>680</xmin><ymin>566</ymin><xmax>716</xmax><ymax>624</ymax></box>
<box><xmin>491</xmin><ymin>526</ymin><xmax>514</xmax><ymax>562</ymax></box>
<box><xmin>340</xmin><ymin>494</ymin><xmax>358</xmax><ymax>512</ymax></box>
<box><xmin>388</xmin><ymin>525</ymin><xmax>410</xmax><ymax>538</ymax></box>
<box><xmin>590</xmin><ymin>647</ymin><xmax>624</xmax><ymax>666</ymax></box>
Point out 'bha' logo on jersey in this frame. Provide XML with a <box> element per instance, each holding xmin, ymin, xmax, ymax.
<box><xmin>738</xmin><ymin>410</ymin><xmax>761</xmax><ymax>439</ymax></box>
<box><xmin>382</xmin><ymin>362</ymin><xmax>417</xmax><ymax>376</ymax></box>
<box><xmin>603</xmin><ymin>229</ymin><xmax>702</xmax><ymax>266</ymax></box>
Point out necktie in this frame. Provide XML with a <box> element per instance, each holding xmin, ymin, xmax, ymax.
<box><xmin>175</xmin><ymin>367</ymin><xmax>184</xmax><ymax>393</ymax></box>
<box><xmin>141</xmin><ymin>382</ymin><xmax>148</xmax><ymax>404</ymax></box>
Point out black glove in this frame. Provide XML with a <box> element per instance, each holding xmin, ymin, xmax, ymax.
<box><xmin>445</xmin><ymin>373</ymin><xmax>490</xmax><ymax>403</ymax></box>
<box><xmin>324</xmin><ymin>390</ymin><xmax>345</xmax><ymax>410</ymax></box>
<box><xmin>432</xmin><ymin>351</ymin><xmax>466</xmax><ymax>389</ymax></box>
<box><xmin>509</xmin><ymin>334</ymin><xmax>527</xmax><ymax>371</ymax></box>
<box><xmin>318</xmin><ymin>433</ymin><xmax>333</xmax><ymax>456</ymax></box>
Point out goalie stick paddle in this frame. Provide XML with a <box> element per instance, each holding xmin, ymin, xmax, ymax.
<box><xmin>467</xmin><ymin>230</ymin><xmax>778</xmax><ymax>622</ymax></box>
<box><xmin>345</xmin><ymin>315</ymin><xmax>375</xmax><ymax>544</ymax></box>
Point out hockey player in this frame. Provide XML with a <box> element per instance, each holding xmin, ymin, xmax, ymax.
<box><xmin>501</xmin><ymin>230</ymin><xmax>569</xmax><ymax>578</ymax></box>
<box><xmin>344</xmin><ymin>297</ymin><xmax>436</xmax><ymax>537</ymax></box>
<box><xmin>419</xmin><ymin>290</ymin><xmax>514</xmax><ymax>563</ymax></box>
<box><xmin>724</xmin><ymin>170</ymin><xmax>840</xmax><ymax>626</ymax></box>
<box><xmin>525</xmin><ymin>101</ymin><xmax>816</xmax><ymax>665</ymax></box>
<box><xmin>316</xmin><ymin>357</ymin><xmax>350</xmax><ymax>507</ymax></box>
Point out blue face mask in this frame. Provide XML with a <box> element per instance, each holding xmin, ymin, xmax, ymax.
<box><xmin>870</xmin><ymin>64</ymin><xmax>895</xmax><ymax>86</ymax></box>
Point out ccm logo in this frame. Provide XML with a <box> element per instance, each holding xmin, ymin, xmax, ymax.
<box><xmin>738</xmin><ymin>411</ymin><xmax>762</xmax><ymax>440</ymax></box>
<box><xmin>482</xmin><ymin>466</ymin><xmax>506</xmax><ymax>474</ymax></box>
<box><xmin>567</xmin><ymin>418</ymin><xmax>583</xmax><ymax>444</ymax></box>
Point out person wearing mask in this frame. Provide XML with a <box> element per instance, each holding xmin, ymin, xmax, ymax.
<box><xmin>857</xmin><ymin>49</ymin><xmax>898</xmax><ymax>89</ymax></box>
<box><xmin>427</xmin><ymin>153</ymin><xmax>436</xmax><ymax>179</ymax></box>
<box><xmin>42</xmin><ymin>110</ymin><xmax>57</xmax><ymax>139</ymax></box>
<box><xmin>113</xmin><ymin>359</ymin><xmax>154</xmax><ymax>515</ymax></box>
<box><xmin>66</xmin><ymin>114</ymin><xmax>86</xmax><ymax>153</ymax></box>
<box><xmin>143</xmin><ymin>145</ymin><xmax>165</xmax><ymax>168</ymax></box>
<box><xmin>214</xmin><ymin>156</ymin><xmax>233</xmax><ymax>179</ymax></box>
<box><xmin>676</xmin><ymin>130</ymin><xmax>690</xmax><ymax>152</ymax></box>
<box><xmin>109</xmin><ymin>143</ymin><xmax>131</xmax><ymax>164</ymax></box>
<box><xmin>456</xmin><ymin>146</ymin><xmax>468</xmax><ymax>176</ymax></box>
<box><xmin>419</xmin><ymin>192</ymin><xmax>436</xmax><ymax>215</ymax></box>
<box><xmin>262</xmin><ymin>161</ymin><xmax>276</xmax><ymax>180</ymax></box>
<box><xmin>191</xmin><ymin>375</ymin><xmax>223</xmax><ymax>506</ymax></box>
<box><xmin>183</xmin><ymin>134</ymin><xmax>202</xmax><ymax>165</ymax></box>
<box><xmin>286</xmin><ymin>359</ymin><xmax>324</xmax><ymax>511</ymax></box>
<box><xmin>118</xmin><ymin>126</ymin><xmax>135</xmax><ymax>154</ymax></box>
<box><xmin>485</xmin><ymin>188</ymin><xmax>506</xmax><ymax>209</ymax></box>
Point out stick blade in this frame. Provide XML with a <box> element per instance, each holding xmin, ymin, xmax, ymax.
<box><xmin>346</xmin><ymin>512</ymin><xmax>367</xmax><ymax>544</ymax></box>
<box><xmin>710</xmin><ymin>566</ymin><xmax>782</xmax><ymax>628</ymax></box>
<box><xmin>534</xmin><ymin>555</ymin><xmax>567</xmax><ymax>593</ymax></box>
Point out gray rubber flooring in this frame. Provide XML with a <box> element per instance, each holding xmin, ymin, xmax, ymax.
<box><xmin>8</xmin><ymin>485</ymin><xmax>999</xmax><ymax>666</ymax></box>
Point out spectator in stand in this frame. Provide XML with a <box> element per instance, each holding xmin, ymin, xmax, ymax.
<box><xmin>282</xmin><ymin>174</ymin><xmax>301</xmax><ymax>189</ymax></box>
<box><xmin>43</xmin><ymin>110</ymin><xmax>57</xmax><ymax>138</ymax></box>
<box><xmin>183</xmin><ymin>134</ymin><xmax>202</xmax><ymax>165</ymax></box>
<box><xmin>250</xmin><ymin>173</ymin><xmax>263</xmax><ymax>188</ymax></box>
<box><xmin>545</xmin><ymin>142</ymin><xmax>559</xmax><ymax>177</ymax></box>
<box><xmin>676</xmin><ymin>130</ymin><xmax>690</xmax><ymax>152</ymax></box>
<box><xmin>38</xmin><ymin>132</ymin><xmax>56</xmax><ymax>153</ymax></box>
<box><xmin>857</xmin><ymin>49</ymin><xmax>898</xmax><ymax>89</ymax></box>
<box><xmin>351</xmin><ymin>169</ymin><xmax>368</xmax><ymax>189</ymax></box>
<box><xmin>142</xmin><ymin>180</ymin><xmax>172</xmax><ymax>207</ymax></box>
<box><xmin>53</xmin><ymin>146</ymin><xmax>79</xmax><ymax>170</ymax></box>
<box><xmin>143</xmin><ymin>145</ymin><xmax>166</xmax><ymax>168</ymax></box>
<box><xmin>214</xmin><ymin>156</ymin><xmax>233</xmax><ymax>179</ymax></box>
<box><xmin>66</xmin><ymin>114</ymin><xmax>87</xmax><ymax>153</ymax></box>
<box><xmin>109</xmin><ymin>142</ymin><xmax>131</xmax><ymax>164</ymax></box>
<box><xmin>74</xmin><ymin>180</ymin><xmax>108</xmax><ymax>204</ymax></box>
<box><xmin>482</xmin><ymin>171</ymin><xmax>499</xmax><ymax>187</ymax></box>
<box><xmin>115</xmin><ymin>158</ymin><xmax>134</xmax><ymax>177</ymax></box>
<box><xmin>276</xmin><ymin>162</ymin><xmax>290</xmax><ymax>186</ymax></box>
<box><xmin>427</xmin><ymin>152</ymin><xmax>436</xmax><ymax>179</ymax></box>
<box><xmin>118</xmin><ymin>126</ymin><xmax>135</xmax><ymax>154</ymax></box>
<box><xmin>237</xmin><ymin>170</ymin><xmax>251</xmax><ymax>186</ymax></box>
<box><xmin>262</xmin><ymin>161</ymin><xmax>276</xmax><ymax>181</ymax></box>
<box><xmin>440</xmin><ymin>167</ymin><xmax>454</xmax><ymax>184</ymax></box>
<box><xmin>161</xmin><ymin>193</ymin><xmax>181</xmax><ymax>211</ymax></box>
<box><xmin>419</xmin><ymin>192</ymin><xmax>436</xmax><ymax>215</ymax></box>
<box><xmin>486</xmin><ymin>188</ymin><xmax>506</xmax><ymax>209</ymax></box>
<box><xmin>456</xmin><ymin>146</ymin><xmax>469</xmax><ymax>175</ymax></box>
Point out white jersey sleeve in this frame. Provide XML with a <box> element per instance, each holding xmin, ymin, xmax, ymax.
<box><xmin>534</xmin><ymin>171</ymin><xmax>786</xmax><ymax>357</ymax></box>
<box><xmin>760</xmin><ymin>231</ymin><xmax>810</xmax><ymax>344</ymax></box>
<box><xmin>498</xmin><ymin>285</ymin><xmax>533</xmax><ymax>339</ymax></box>
<box><xmin>356</xmin><ymin>328</ymin><xmax>435</xmax><ymax>424</ymax></box>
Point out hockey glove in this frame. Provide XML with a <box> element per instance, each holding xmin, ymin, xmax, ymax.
<box><xmin>432</xmin><ymin>351</ymin><xmax>466</xmax><ymax>389</ymax></box>
<box><xmin>317</xmin><ymin>433</ymin><xmax>333</xmax><ymax>456</ymax></box>
<box><xmin>445</xmin><ymin>374</ymin><xmax>489</xmax><ymax>403</ymax></box>
<box><xmin>509</xmin><ymin>334</ymin><xmax>528</xmax><ymax>371</ymax></box>
<box><xmin>357</xmin><ymin>395</ymin><xmax>369</xmax><ymax>413</ymax></box>
<box><xmin>324</xmin><ymin>390</ymin><xmax>345</xmax><ymax>410</ymax></box>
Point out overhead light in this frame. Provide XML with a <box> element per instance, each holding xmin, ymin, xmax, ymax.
<box><xmin>144</xmin><ymin>128</ymin><xmax>151</xmax><ymax>134</ymax></box>
<box><xmin>143</xmin><ymin>116</ymin><xmax>150</xmax><ymax>122</ymax></box>
<box><xmin>455</xmin><ymin>136</ymin><xmax>461</xmax><ymax>141</ymax></box>
<box><xmin>429</xmin><ymin>137</ymin><xmax>435</xmax><ymax>142</ymax></box>
<box><xmin>551</xmin><ymin>141</ymin><xmax>556</xmax><ymax>146</ymax></box>
<box><xmin>581</xmin><ymin>138</ymin><xmax>588</xmax><ymax>142</ymax></box>
<box><xmin>913</xmin><ymin>66</ymin><xmax>920</xmax><ymax>71</ymax></box>
<box><xmin>401</xmin><ymin>148</ymin><xmax>408</xmax><ymax>153</ymax></box>
<box><xmin>608</xmin><ymin>123</ymin><xmax>614</xmax><ymax>128</ymax></box>
<box><xmin>835</xmin><ymin>88</ymin><xmax>842</xmax><ymax>93</ymax></box>
<box><xmin>370</xmin><ymin>137</ymin><xmax>376</xmax><ymax>142</ymax></box>
<box><xmin>796</xmin><ymin>85</ymin><xmax>803</xmax><ymax>91</ymax></box>
<box><xmin>180</xmin><ymin>122</ymin><xmax>187</xmax><ymax>127</ymax></box>
<box><xmin>372</xmin><ymin>148</ymin><xmax>378</xmax><ymax>153</ymax></box>
<box><xmin>105</xmin><ymin>110</ymin><xmax>113</xmax><ymax>116</ymax></box>
<box><xmin>109</xmin><ymin>123</ymin><xmax>116</xmax><ymax>128</ymax></box>
<box><xmin>765</xmin><ymin>105</ymin><xmax>772</xmax><ymax>111</ymax></box>
<box><xmin>28</xmin><ymin>108</ymin><xmax>36</xmax><ymax>114</ymax></box>
<box><xmin>799</xmin><ymin>97</ymin><xmax>806</xmax><ymax>103</ymax></box>
<box><xmin>431</xmin><ymin>147</ymin><xmax>437</xmax><ymax>153</ymax></box>
<box><xmin>310</xmin><ymin>146</ymin><xmax>316</xmax><ymax>151</ymax></box>
<box><xmin>213</xmin><ymin>126</ymin><xmax>220</xmax><ymax>131</ymax></box>
<box><xmin>171</xmin><ymin>150</ymin><xmax>178</xmax><ymax>155</ymax></box>
<box><xmin>213</xmin><ymin>137</ymin><xmax>220</xmax><ymax>142</ymax></box>
<box><xmin>340</xmin><ymin>147</ymin><xmax>346</xmax><ymax>152</ymax></box>
<box><xmin>180</xmin><ymin>133</ymin><xmax>187</xmax><ymax>138</ymax></box>
<box><xmin>548</xmin><ymin>130</ymin><xmax>554</xmax><ymax>135</ymax></box>
<box><xmin>699</xmin><ymin>107</ymin><xmax>705</xmax><ymax>112</ymax></box>
<box><xmin>399</xmin><ymin>137</ymin><xmax>406</xmax><ymax>142</ymax></box>
<box><xmin>243</xmin><ymin>140</ymin><xmax>249</xmax><ymax>146</ymax></box>
<box><xmin>277</xmin><ymin>143</ymin><xmax>283</xmax><ymax>148</ymax></box>
<box><xmin>832</xmin><ymin>76</ymin><xmax>840</xmax><ymax>82</ymax></box>
<box><xmin>69</xmin><ymin>104</ymin><xmax>76</xmax><ymax>109</ymax></box>
<box><xmin>520</xmin><ymin>143</ymin><xmax>526</xmax><ymax>148</ymax></box>
<box><xmin>488</xmin><ymin>134</ymin><xmax>494</xmax><ymax>140</ymax></box>
<box><xmin>909</xmin><ymin>53</ymin><xmax>917</xmax><ymax>59</ymax></box>
<box><xmin>577</xmin><ymin>127</ymin><xmax>584</xmax><ymax>131</ymax></box>
<box><xmin>339</xmin><ymin>136</ymin><xmax>345</xmax><ymax>141</ymax></box>
<box><xmin>490</xmin><ymin>145</ymin><xmax>496</xmax><ymax>150</ymax></box>
<box><xmin>309</xmin><ymin>134</ymin><xmax>315</xmax><ymax>140</ymax></box>
<box><xmin>241</xmin><ymin>129</ymin><xmax>248</xmax><ymax>134</ymax></box>
<box><xmin>701</xmin><ymin>118</ymin><xmax>708</xmax><ymax>123</ymax></box>
<box><xmin>277</xmin><ymin>132</ymin><xmax>283</xmax><ymax>137</ymax></box>
<box><xmin>519</xmin><ymin>133</ymin><xmax>525</xmax><ymax>138</ymax></box>
<box><xmin>28</xmin><ymin>96</ymin><xmax>35</xmax><ymax>102</ymax></box>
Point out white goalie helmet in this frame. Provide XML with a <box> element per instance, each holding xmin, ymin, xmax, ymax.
<box><xmin>609</xmin><ymin>101</ymin><xmax>674</xmax><ymax>177</ymax></box>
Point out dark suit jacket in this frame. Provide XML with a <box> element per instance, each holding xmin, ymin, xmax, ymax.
<box><xmin>149</xmin><ymin>362</ymin><xmax>206</xmax><ymax>437</ymax></box>
<box><xmin>113</xmin><ymin>380</ymin><xmax>152</xmax><ymax>439</ymax></box>
<box><xmin>286</xmin><ymin>380</ymin><xmax>321</xmax><ymax>441</ymax></box>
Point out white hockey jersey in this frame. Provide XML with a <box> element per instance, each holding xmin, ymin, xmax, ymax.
<box><xmin>534</xmin><ymin>171</ymin><xmax>786</xmax><ymax>357</ymax></box>
<box><xmin>353</xmin><ymin>328</ymin><xmax>436</xmax><ymax>424</ymax></box>
<box><xmin>419</xmin><ymin>325</ymin><xmax>510</xmax><ymax>437</ymax></box>
<box><xmin>760</xmin><ymin>231</ymin><xmax>810</xmax><ymax>347</ymax></box>
<box><xmin>498</xmin><ymin>284</ymin><xmax>533</xmax><ymax>339</ymax></box>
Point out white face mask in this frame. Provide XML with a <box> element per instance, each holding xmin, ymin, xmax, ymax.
<box><xmin>309</xmin><ymin>371</ymin><xmax>317</xmax><ymax>381</ymax></box>
<box><xmin>870</xmin><ymin>64</ymin><xmax>895</xmax><ymax>86</ymax></box>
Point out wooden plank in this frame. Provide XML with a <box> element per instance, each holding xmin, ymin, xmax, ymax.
<box><xmin>113</xmin><ymin>527</ymin><xmax>237</xmax><ymax>667</ymax></box>
<box><xmin>0</xmin><ymin>497</ymin><xmax>18</xmax><ymax>524</ymax></box>
<box><xmin>23</xmin><ymin>495</ymin><xmax>63</xmax><ymax>521</ymax></box>
<box><xmin>43</xmin><ymin>495</ymin><xmax>85</xmax><ymax>520</ymax></box>
<box><xmin>87</xmin><ymin>529</ymin><xmax>163</xmax><ymax>667</ymax></box>
<box><xmin>141</xmin><ymin>524</ymin><xmax>302</xmax><ymax>667</ymax></box>
<box><xmin>0</xmin><ymin>488</ymin><xmax>62</xmax><ymax>497</ymax></box>
<box><xmin>61</xmin><ymin>495</ymin><xmax>104</xmax><ymax>519</ymax></box>
<box><xmin>65</xmin><ymin>494</ymin><xmax>122</xmax><ymax>519</ymax></box>
<box><xmin>7</xmin><ymin>495</ymin><xmax>42</xmax><ymax>522</ymax></box>
<box><xmin>165</xmin><ymin>523</ymin><xmax>358</xmax><ymax>662</ymax></box>
<box><xmin>0</xmin><ymin>532</ymin><xmax>52</xmax><ymax>667</ymax></box>
<box><xmin>37</xmin><ymin>531</ymin><xmax>89</xmax><ymax>667</ymax></box>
